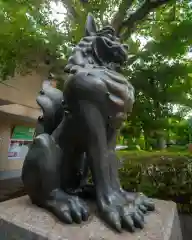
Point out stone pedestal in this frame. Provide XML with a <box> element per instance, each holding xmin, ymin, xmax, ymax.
<box><xmin>0</xmin><ymin>196</ymin><xmax>182</xmax><ymax>240</ymax></box>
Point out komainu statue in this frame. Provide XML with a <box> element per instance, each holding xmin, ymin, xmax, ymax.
<box><xmin>22</xmin><ymin>13</ymin><xmax>155</xmax><ymax>232</ymax></box>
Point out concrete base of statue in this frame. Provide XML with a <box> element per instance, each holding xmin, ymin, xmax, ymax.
<box><xmin>0</xmin><ymin>196</ymin><xmax>182</xmax><ymax>240</ymax></box>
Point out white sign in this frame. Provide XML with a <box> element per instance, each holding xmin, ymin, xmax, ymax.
<box><xmin>8</xmin><ymin>140</ymin><xmax>31</xmax><ymax>160</ymax></box>
<box><xmin>42</xmin><ymin>80</ymin><xmax>51</xmax><ymax>89</ymax></box>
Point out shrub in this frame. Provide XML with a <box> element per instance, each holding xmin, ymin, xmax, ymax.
<box><xmin>117</xmin><ymin>150</ymin><xmax>192</xmax><ymax>213</ymax></box>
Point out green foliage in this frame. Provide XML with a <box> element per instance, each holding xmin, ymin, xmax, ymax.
<box><xmin>119</xmin><ymin>2</ymin><xmax>192</xmax><ymax>148</ymax></box>
<box><xmin>167</xmin><ymin>145</ymin><xmax>188</xmax><ymax>152</ymax></box>
<box><xmin>117</xmin><ymin>150</ymin><xmax>192</xmax><ymax>213</ymax></box>
<box><xmin>1</xmin><ymin>0</ymin><xmax>192</xmax><ymax>151</ymax></box>
<box><xmin>0</xmin><ymin>0</ymin><xmax>64</xmax><ymax>79</ymax></box>
<box><xmin>169</xmin><ymin>119</ymin><xmax>190</xmax><ymax>144</ymax></box>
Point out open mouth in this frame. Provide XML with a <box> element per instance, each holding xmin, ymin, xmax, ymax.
<box><xmin>114</xmin><ymin>51</ymin><xmax>127</xmax><ymax>65</ymax></box>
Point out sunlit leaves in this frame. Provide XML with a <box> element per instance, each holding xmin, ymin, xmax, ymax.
<box><xmin>0</xmin><ymin>0</ymin><xmax>64</xmax><ymax>79</ymax></box>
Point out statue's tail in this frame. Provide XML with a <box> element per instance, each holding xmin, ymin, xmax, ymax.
<box><xmin>35</xmin><ymin>86</ymin><xmax>64</xmax><ymax>136</ymax></box>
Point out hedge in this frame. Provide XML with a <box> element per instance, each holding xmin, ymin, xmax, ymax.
<box><xmin>117</xmin><ymin>150</ymin><xmax>192</xmax><ymax>213</ymax></box>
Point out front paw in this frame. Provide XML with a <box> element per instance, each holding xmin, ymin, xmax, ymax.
<box><xmin>44</xmin><ymin>189</ymin><xmax>89</xmax><ymax>224</ymax></box>
<box><xmin>97</xmin><ymin>191</ymin><xmax>146</xmax><ymax>232</ymax></box>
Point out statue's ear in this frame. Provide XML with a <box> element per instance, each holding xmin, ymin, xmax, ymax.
<box><xmin>85</xmin><ymin>13</ymin><xmax>97</xmax><ymax>36</ymax></box>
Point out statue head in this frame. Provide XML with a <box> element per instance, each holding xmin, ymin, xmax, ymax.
<box><xmin>85</xmin><ymin>13</ymin><xmax>128</xmax><ymax>67</ymax></box>
<box><xmin>64</xmin><ymin>13</ymin><xmax>128</xmax><ymax>73</ymax></box>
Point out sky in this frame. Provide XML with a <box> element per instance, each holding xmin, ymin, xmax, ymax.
<box><xmin>49</xmin><ymin>1</ymin><xmax>67</xmax><ymax>24</ymax></box>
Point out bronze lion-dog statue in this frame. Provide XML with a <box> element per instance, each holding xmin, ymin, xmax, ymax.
<box><xmin>22</xmin><ymin>13</ymin><xmax>154</xmax><ymax>233</ymax></box>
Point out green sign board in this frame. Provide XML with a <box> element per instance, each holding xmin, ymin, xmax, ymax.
<box><xmin>11</xmin><ymin>126</ymin><xmax>35</xmax><ymax>141</ymax></box>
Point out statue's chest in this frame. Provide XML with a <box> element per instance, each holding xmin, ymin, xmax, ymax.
<box><xmin>65</xmin><ymin>67</ymin><xmax>134</xmax><ymax>122</ymax></box>
<box><xmin>94</xmin><ymin>69</ymin><xmax>133</xmax><ymax>103</ymax></box>
<box><xmin>90</xmin><ymin>69</ymin><xmax>127</xmax><ymax>83</ymax></box>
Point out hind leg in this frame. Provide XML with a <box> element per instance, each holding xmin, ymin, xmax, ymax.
<box><xmin>22</xmin><ymin>132</ymin><xmax>89</xmax><ymax>224</ymax></box>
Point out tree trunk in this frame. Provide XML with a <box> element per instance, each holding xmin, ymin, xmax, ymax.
<box><xmin>156</xmin><ymin>135</ymin><xmax>167</xmax><ymax>150</ymax></box>
<box><xmin>143</xmin><ymin>130</ymin><xmax>151</xmax><ymax>150</ymax></box>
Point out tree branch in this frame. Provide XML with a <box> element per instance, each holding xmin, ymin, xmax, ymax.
<box><xmin>60</xmin><ymin>0</ymin><xmax>78</xmax><ymax>19</ymax></box>
<box><xmin>120</xmin><ymin>0</ymin><xmax>175</xmax><ymax>40</ymax></box>
<box><xmin>111</xmin><ymin>0</ymin><xmax>134</xmax><ymax>35</ymax></box>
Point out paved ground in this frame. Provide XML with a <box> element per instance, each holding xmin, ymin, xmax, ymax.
<box><xmin>0</xmin><ymin>177</ymin><xmax>26</xmax><ymax>202</ymax></box>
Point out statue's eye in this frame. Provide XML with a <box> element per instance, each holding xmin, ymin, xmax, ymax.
<box><xmin>108</xmin><ymin>41</ymin><xmax>113</xmax><ymax>46</ymax></box>
<box><xmin>107</xmin><ymin>34</ymin><xmax>113</xmax><ymax>39</ymax></box>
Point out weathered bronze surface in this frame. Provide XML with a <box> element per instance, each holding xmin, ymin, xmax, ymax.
<box><xmin>22</xmin><ymin>13</ymin><xmax>154</xmax><ymax>233</ymax></box>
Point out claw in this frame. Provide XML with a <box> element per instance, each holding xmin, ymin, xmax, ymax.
<box><xmin>133</xmin><ymin>212</ymin><xmax>144</xmax><ymax>229</ymax></box>
<box><xmin>143</xmin><ymin>199</ymin><xmax>155</xmax><ymax>211</ymax></box>
<box><xmin>49</xmin><ymin>204</ymin><xmax>73</xmax><ymax>224</ymax></box>
<box><xmin>104</xmin><ymin>211</ymin><xmax>122</xmax><ymax>232</ymax></box>
<box><xmin>137</xmin><ymin>208</ymin><xmax>145</xmax><ymax>221</ymax></box>
<box><xmin>121</xmin><ymin>213</ymin><xmax>135</xmax><ymax>232</ymax></box>
<box><xmin>120</xmin><ymin>206</ymin><xmax>135</xmax><ymax>232</ymax></box>
<box><xmin>74</xmin><ymin>199</ymin><xmax>89</xmax><ymax>222</ymax></box>
<box><xmin>70</xmin><ymin>204</ymin><xmax>82</xmax><ymax>224</ymax></box>
<box><xmin>62</xmin><ymin>211</ymin><xmax>73</xmax><ymax>224</ymax></box>
<box><xmin>81</xmin><ymin>207</ymin><xmax>90</xmax><ymax>221</ymax></box>
<box><xmin>138</xmin><ymin>204</ymin><xmax>147</xmax><ymax>213</ymax></box>
<box><xmin>135</xmin><ymin>193</ymin><xmax>155</xmax><ymax>212</ymax></box>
